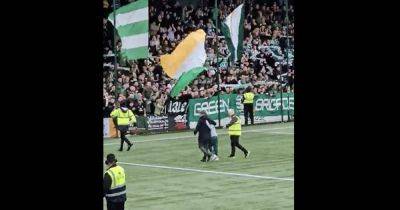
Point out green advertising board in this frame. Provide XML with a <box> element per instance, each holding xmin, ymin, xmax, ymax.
<box><xmin>188</xmin><ymin>93</ymin><xmax>294</xmax><ymax>128</ymax></box>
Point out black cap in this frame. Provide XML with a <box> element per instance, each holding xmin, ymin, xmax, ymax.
<box><xmin>120</xmin><ymin>101</ymin><xmax>127</xmax><ymax>108</ymax></box>
<box><xmin>105</xmin><ymin>153</ymin><xmax>117</xmax><ymax>165</ymax></box>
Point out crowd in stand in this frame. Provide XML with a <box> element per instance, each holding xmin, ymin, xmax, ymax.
<box><xmin>103</xmin><ymin>0</ymin><xmax>294</xmax><ymax>117</ymax></box>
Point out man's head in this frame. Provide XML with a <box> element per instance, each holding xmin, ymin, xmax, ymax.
<box><xmin>105</xmin><ymin>153</ymin><xmax>117</xmax><ymax>167</ymax></box>
<box><xmin>109</xmin><ymin>98</ymin><xmax>115</xmax><ymax>104</ymax></box>
<box><xmin>120</xmin><ymin>100</ymin><xmax>128</xmax><ymax>111</ymax></box>
<box><xmin>120</xmin><ymin>105</ymin><xmax>128</xmax><ymax>112</ymax></box>
<box><xmin>228</xmin><ymin>109</ymin><xmax>235</xmax><ymax>117</ymax></box>
<box><xmin>199</xmin><ymin>110</ymin><xmax>207</xmax><ymax>117</ymax></box>
<box><xmin>200</xmin><ymin>90</ymin><xmax>205</xmax><ymax>96</ymax></box>
<box><xmin>246</xmin><ymin>86</ymin><xmax>252</xmax><ymax>92</ymax></box>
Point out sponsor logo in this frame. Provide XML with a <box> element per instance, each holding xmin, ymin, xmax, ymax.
<box><xmin>193</xmin><ymin>99</ymin><xmax>230</xmax><ymax>116</ymax></box>
<box><xmin>254</xmin><ymin>97</ymin><xmax>294</xmax><ymax>111</ymax></box>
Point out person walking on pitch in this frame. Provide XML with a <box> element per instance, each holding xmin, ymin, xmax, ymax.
<box><xmin>110</xmin><ymin>102</ymin><xmax>136</xmax><ymax>151</ymax></box>
<box><xmin>194</xmin><ymin>111</ymin><xmax>218</xmax><ymax>162</ymax></box>
<box><xmin>226</xmin><ymin>109</ymin><xmax>250</xmax><ymax>158</ymax></box>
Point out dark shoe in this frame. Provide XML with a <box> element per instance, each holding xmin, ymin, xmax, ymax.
<box><xmin>245</xmin><ymin>151</ymin><xmax>251</xmax><ymax>158</ymax></box>
<box><xmin>118</xmin><ymin>148</ymin><xmax>123</xmax><ymax>151</ymax></box>
<box><xmin>206</xmin><ymin>155</ymin><xmax>211</xmax><ymax>162</ymax></box>
<box><xmin>228</xmin><ymin>155</ymin><xmax>235</xmax><ymax>158</ymax></box>
<box><xmin>127</xmin><ymin>143</ymin><xmax>133</xmax><ymax>151</ymax></box>
<box><xmin>200</xmin><ymin>158</ymin><xmax>206</xmax><ymax>162</ymax></box>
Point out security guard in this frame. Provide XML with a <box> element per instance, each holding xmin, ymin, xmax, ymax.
<box><xmin>110</xmin><ymin>102</ymin><xmax>136</xmax><ymax>151</ymax></box>
<box><xmin>226</xmin><ymin>109</ymin><xmax>250</xmax><ymax>158</ymax></box>
<box><xmin>104</xmin><ymin>153</ymin><xmax>127</xmax><ymax>210</ymax></box>
<box><xmin>242</xmin><ymin>86</ymin><xmax>255</xmax><ymax>125</ymax></box>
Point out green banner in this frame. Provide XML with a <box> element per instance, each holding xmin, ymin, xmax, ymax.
<box><xmin>188</xmin><ymin>94</ymin><xmax>237</xmax><ymax>128</ymax></box>
<box><xmin>252</xmin><ymin>93</ymin><xmax>294</xmax><ymax>123</ymax></box>
<box><xmin>188</xmin><ymin>93</ymin><xmax>294</xmax><ymax>128</ymax></box>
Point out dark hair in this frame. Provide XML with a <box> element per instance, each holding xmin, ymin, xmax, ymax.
<box><xmin>246</xmin><ymin>86</ymin><xmax>252</xmax><ymax>92</ymax></box>
<box><xmin>105</xmin><ymin>153</ymin><xmax>117</xmax><ymax>165</ymax></box>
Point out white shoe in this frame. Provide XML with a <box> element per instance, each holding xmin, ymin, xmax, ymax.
<box><xmin>211</xmin><ymin>154</ymin><xmax>218</xmax><ymax>161</ymax></box>
<box><xmin>214</xmin><ymin>156</ymin><xmax>219</xmax><ymax>161</ymax></box>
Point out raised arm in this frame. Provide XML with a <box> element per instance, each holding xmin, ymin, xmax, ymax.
<box><xmin>226</xmin><ymin>116</ymin><xmax>238</xmax><ymax>128</ymax></box>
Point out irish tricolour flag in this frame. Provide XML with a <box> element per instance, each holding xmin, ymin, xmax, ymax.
<box><xmin>108</xmin><ymin>0</ymin><xmax>149</xmax><ymax>60</ymax></box>
<box><xmin>221</xmin><ymin>3</ymin><xmax>245</xmax><ymax>62</ymax></box>
<box><xmin>161</xmin><ymin>29</ymin><xmax>207</xmax><ymax>97</ymax></box>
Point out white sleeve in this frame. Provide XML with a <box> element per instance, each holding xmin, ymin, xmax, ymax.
<box><xmin>205</xmin><ymin>120</ymin><xmax>211</xmax><ymax>129</ymax></box>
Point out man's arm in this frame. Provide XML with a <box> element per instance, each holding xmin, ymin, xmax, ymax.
<box><xmin>103</xmin><ymin>173</ymin><xmax>112</xmax><ymax>197</ymax></box>
<box><xmin>110</xmin><ymin>109</ymin><xmax>118</xmax><ymax>118</ymax></box>
<box><xmin>110</xmin><ymin>109</ymin><xmax>119</xmax><ymax>127</ymax></box>
<box><xmin>129</xmin><ymin>111</ymin><xmax>137</xmax><ymax>125</ymax></box>
<box><xmin>226</xmin><ymin>116</ymin><xmax>237</xmax><ymax>128</ymax></box>
<box><xmin>194</xmin><ymin>120</ymin><xmax>200</xmax><ymax>135</ymax></box>
<box><xmin>207</xmin><ymin>118</ymin><xmax>217</xmax><ymax>126</ymax></box>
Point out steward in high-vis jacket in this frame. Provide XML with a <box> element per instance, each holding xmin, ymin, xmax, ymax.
<box><xmin>104</xmin><ymin>154</ymin><xmax>126</xmax><ymax>210</ymax></box>
<box><xmin>110</xmin><ymin>102</ymin><xmax>136</xmax><ymax>151</ymax></box>
<box><xmin>226</xmin><ymin>109</ymin><xmax>250</xmax><ymax>158</ymax></box>
<box><xmin>241</xmin><ymin>86</ymin><xmax>255</xmax><ymax>125</ymax></box>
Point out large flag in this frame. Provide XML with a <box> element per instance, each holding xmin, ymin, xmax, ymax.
<box><xmin>108</xmin><ymin>0</ymin><xmax>149</xmax><ymax>60</ymax></box>
<box><xmin>160</xmin><ymin>29</ymin><xmax>207</xmax><ymax>97</ymax></box>
<box><xmin>221</xmin><ymin>3</ymin><xmax>245</xmax><ymax>62</ymax></box>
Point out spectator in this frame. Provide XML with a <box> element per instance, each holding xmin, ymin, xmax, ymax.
<box><xmin>154</xmin><ymin>98</ymin><xmax>164</xmax><ymax>116</ymax></box>
<box><xmin>103</xmin><ymin>0</ymin><xmax>295</xmax><ymax>116</ymax></box>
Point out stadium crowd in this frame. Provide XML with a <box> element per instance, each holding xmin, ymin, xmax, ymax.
<box><xmin>103</xmin><ymin>0</ymin><xmax>294</xmax><ymax>117</ymax></box>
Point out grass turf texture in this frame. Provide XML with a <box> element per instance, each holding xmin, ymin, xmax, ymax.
<box><xmin>104</xmin><ymin>122</ymin><xmax>294</xmax><ymax>210</ymax></box>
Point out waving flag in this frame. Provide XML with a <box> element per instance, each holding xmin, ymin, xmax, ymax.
<box><xmin>160</xmin><ymin>29</ymin><xmax>207</xmax><ymax>97</ymax></box>
<box><xmin>221</xmin><ymin>3</ymin><xmax>245</xmax><ymax>62</ymax></box>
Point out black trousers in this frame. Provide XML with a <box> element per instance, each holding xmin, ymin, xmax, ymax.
<box><xmin>107</xmin><ymin>201</ymin><xmax>125</xmax><ymax>210</ymax></box>
<box><xmin>243</xmin><ymin>103</ymin><xmax>254</xmax><ymax>125</ymax></box>
<box><xmin>118</xmin><ymin>125</ymin><xmax>132</xmax><ymax>150</ymax></box>
<box><xmin>199</xmin><ymin>140</ymin><xmax>212</xmax><ymax>159</ymax></box>
<box><xmin>230</xmin><ymin>135</ymin><xmax>248</xmax><ymax>156</ymax></box>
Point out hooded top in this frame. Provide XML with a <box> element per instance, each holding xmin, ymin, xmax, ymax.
<box><xmin>194</xmin><ymin>115</ymin><xmax>216</xmax><ymax>142</ymax></box>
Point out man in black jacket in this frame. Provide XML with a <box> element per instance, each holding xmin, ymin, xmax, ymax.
<box><xmin>194</xmin><ymin>111</ymin><xmax>217</xmax><ymax>162</ymax></box>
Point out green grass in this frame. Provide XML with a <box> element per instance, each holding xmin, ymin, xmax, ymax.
<box><xmin>104</xmin><ymin>122</ymin><xmax>294</xmax><ymax>210</ymax></box>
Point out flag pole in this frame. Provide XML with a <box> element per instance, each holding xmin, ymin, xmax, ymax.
<box><xmin>112</xmin><ymin>0</ymin><xmax>119</xmax><ymax>136</ymax></box>
<box><xmin>113</xmin><ymin>0</ymin><xmax>118</xmax><ymax>104</ymax></box>
<box><xmin>279</xmin><ymin>0</ymin><xmax>286</xmax><ymax>123</ymax></box>
<box><xmin>285</xmin><ymin>0</ymin><xmax>291</xmax><ymax>121</ymax></box>
<box><xmin>214</xmin><ymin>0</ymin><xmax>221</xmax><ymax>128</ymax></box>
<box><xmin>280</xmin><ymin>0</ymin><xmax>291</xmax><ymax>123</ymax></box>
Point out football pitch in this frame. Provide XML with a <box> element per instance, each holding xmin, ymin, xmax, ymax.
<box><xmin>103</xmin><ymin>122</ymin><xmax>294</xmax><ymax>210</ymax></box>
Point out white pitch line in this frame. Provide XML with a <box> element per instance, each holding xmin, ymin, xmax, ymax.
<box><xmin>118</xmin><ymin>161</ymin><xmax>294</xmax><ymax>181</ymax></box>
<box><xmin>269</xmin><ymin>132</ymin><xmax>294</xmax><ymax>135</ymax></box>
<box><xmin>104</xmin><ymin>126</ymin><xmax>293</xmax><ymax>146</ymax></box>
